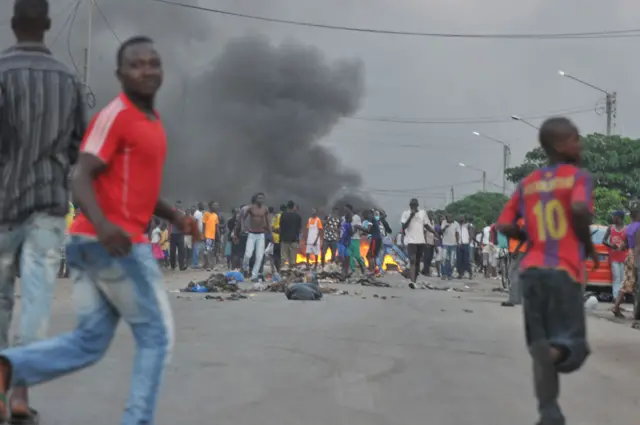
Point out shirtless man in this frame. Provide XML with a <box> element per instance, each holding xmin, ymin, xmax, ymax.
<box><xmin>236</xmin><ymin>193</ymin><xmax>271</xmax><ymax>281</ymax></box>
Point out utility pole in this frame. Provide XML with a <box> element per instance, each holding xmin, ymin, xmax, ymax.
<box><xmin>82</xmin><ymin>0</ymin><xmax>94</xmax><ymax>90</ymax></box>
<box><xmin>482</xmin><ymin>171</ymin><xmax>487</xmax><ymax>193</ymax></box>
<box><xmin>450</xmin><ymin>186</ymin><xmax>455</xmax><ymax>203</ymax></box>
<box><xmin>605</xmin><ymin>92</ymin><xmax>617</xmax><ymax>136</ymax></box>
<box><xmin>502</xmin><ymin>144</ymin><xmax>511</xmax><ymax>195</ymax></box>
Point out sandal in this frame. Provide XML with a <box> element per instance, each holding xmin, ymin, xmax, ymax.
<box><xmin>9</xmin><ymin>407</ymin><xmax>39</xmax><ymax>425</ymax></box>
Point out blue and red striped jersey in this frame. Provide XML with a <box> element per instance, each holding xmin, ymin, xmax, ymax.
<box><xmin>498</xmin><ymin>164</ymin><xmax>593</xmax><ymax>282</ymax></box>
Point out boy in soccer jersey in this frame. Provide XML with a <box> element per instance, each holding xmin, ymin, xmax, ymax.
<box><xmin>496</xmin><ymin>117</ymin><xmax>597</xmax><ymax>425</ymax></box>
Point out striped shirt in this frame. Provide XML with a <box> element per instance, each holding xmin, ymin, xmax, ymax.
<box><xmin>0</xmin><ymin>42</ymin><xmax>87</xmax><ymax>224</ymax></box>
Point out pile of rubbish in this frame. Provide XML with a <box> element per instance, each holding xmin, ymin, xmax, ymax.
<box><xmin>180</xmin><ymin>270</ymin><xmax>245</xmax><ymax>293</ymax></box>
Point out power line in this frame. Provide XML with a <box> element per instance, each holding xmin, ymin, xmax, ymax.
<box><xmin>146</xmin><ymin>0</ymin><xmax>640</xmax><ymax>40</ymax></box>
<box><xmin>51</xmin><ymin>0</ymin><xmax>82</xmax><ymax>47</ymax></box>
<box><xmin>94</xmin><ymin>0</ymin><xmax>121</xmax><ymax>43</ymax></box>
<box><xmin>349</xmin><ymin>107</ymin><xmax>594</xmax><ymax>125</ymax></box>
<box><xmin>364</xmin><ymin>180</ymin><xmax>482</xmax><ymax>193</ymax></box>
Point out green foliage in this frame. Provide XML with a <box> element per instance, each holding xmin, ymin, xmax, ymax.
<box><xmin>593</xmin><ymin>187</ymin><xmax>626</xmax><ymax>225</ymax></box>
<box><xmin>505</xmin><ymin>133</ymin><xmax>640</xmax><ymax>220</ymax></box>
<box><xmin>441</xmin><ymin>192</ymin><xmax>509</xmax><ymax>229</ymax></box>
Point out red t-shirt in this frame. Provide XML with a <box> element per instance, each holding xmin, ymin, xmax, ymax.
<box><xmin>70</xmin><ymin>94</ymin><xmax>167</xmax><ymax>243</ymax></box>
<box><xmin>497</xmin><ymin>164</ymin><xmax>593</xmax><ymax>283</ymax></box>
<box><xmin>608</xmin><ymin>226</ymin><xmax>627</xmax><ymax>263</ymax></box>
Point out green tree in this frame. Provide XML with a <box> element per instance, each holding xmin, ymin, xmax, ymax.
<box><xmin>593</xmin><ymin>187</ymin><xmax>625</xmax><ymax>224</ymax></box>
<box><xmin>440</xmin><ymin>192</ymin><xmax>509</xmax><ymax>229</ymax></box>
<box><xmin>505</xmin><ymin>133</ymin><xmax>640</xmax><ymax>219</ymax></box>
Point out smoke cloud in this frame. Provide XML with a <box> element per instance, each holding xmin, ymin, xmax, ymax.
<box><xmin>162</xmin><ymin>34</ymin><xmax>372</xmax><ymax>211</ymax></box>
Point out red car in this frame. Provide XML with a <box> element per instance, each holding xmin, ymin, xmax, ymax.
<box><xmin>585</xmin><ymin>225</ymin><xmax>613</xmax><ymax>291</ymax></box>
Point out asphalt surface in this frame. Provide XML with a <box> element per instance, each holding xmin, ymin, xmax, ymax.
<box><xmin>9</xmin><ymin>270</ymin><xmax>640</xmax><ymax>425</ymax></box>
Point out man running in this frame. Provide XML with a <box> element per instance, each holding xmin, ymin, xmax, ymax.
<box><xmin>496</xmin><ymin>117</ymin><xmax>596</xmax><ymax>425</ymax></box>
<box><xmin>0</xmin><ymin>35</ymin><xmax>200</xmax><ymax>425</ymax></box>
<box><xmin>401</xmin><ymin>198</ymin><xmax>434</xmax><ymax>288</ymax></box>
<box><xmin>237</xmin><ymin>193</ymin><xmax>270</xmax><ymax>281</ymax></box>
<box><xmin>0</xmin><ymin>1</ymin><xmax>87</xmax><ymax>421</ymax></box>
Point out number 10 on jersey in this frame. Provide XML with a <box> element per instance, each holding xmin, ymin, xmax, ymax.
<box><xmin>532</xmin><ymin>199</ymin><xmax>568</xmax><ymax>241</ymax></box>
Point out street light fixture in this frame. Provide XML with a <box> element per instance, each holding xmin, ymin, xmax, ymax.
<box><xmin>557</xmin><ymin>69</ymin><xmax>616</xmax><ymax>136</ymax></box>
<box><xmin>458</xmin><ymin>163</ymin><xmax>486</xmax><ymax>193</ymax></box>
<box><xmin>471</xmin><ymin>131</ymin><xmax>510</xmax><ymax>195</ymax></box>
<box><xmin>511</xmin><ymin>115</ymin><xmax>539</xmax><ymax>130</ymax></box>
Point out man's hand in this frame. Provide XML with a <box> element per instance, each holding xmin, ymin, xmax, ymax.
<box><xmin>174</xmin><ymin>214</ymin><xmax>202</xmax><ymax>241</ymax></box>
<box><xmin>96</xmin><ymin>221</ymin><xmax>132</xmax><ymax>257</ymax></box>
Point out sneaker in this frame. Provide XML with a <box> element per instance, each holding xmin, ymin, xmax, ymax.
<box><xmin>409</xmin><ymin>282</ymin><xmax>416</xmax><ymax>289</ymax></box>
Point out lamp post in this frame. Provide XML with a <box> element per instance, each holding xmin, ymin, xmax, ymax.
<box><xmin>458</xmin><ymin>162</ymin><xmax>486</xmax><ymax>193</ymax></box>
<box><xmin>472</xmin><ymin>131</ymin><xmax>510</xmax><ymax>195</ymax></box>
<box><xmin>557</xmin><ymin>70</ymin><xmax>616</xmax><ymax>136</ymax></box>
<box><xmin>511</xmin><ymin>115</ymin><xmax>539</xmax><ymax>130</ymax></box>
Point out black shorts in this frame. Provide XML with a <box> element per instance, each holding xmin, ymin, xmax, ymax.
<box><xmin>407</xmin><ymin>244</ymin><xmax>425</xmax><ymax>261</ymax></box>
<box><xmin>521</xmin><ymin>268</ymin><xmax>590</xmax><ymax>373</ymax></box>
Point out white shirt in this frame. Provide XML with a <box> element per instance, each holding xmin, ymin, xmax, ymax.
<box><xmin>400</xmin><ymin>209</ymin><xmax>431</xmax><ymax>245</ymax></box>
<box><xmin>460</xmin><ymin>223</ymin><xmax>471</xmax><ymax>244</ymax></box>
<box><xmin>482</xmin><ymin>226</ymin><xmax>493</xmax><ymax>253</ymax></box>
<box><xmin>151</xmin><ymin>227</ymin><xmax>161</xmax><ymax>244</ymax></box>
<box><xmin>193</xmin><ymin>209</ymin><xmax>204</xmax><ymax>232</ymax></box>
<box><xmin>441</xmin><ymin>220</ymin><xmax>460</xmax><ymax>246</ymax></box>
<box><xmin>351</xmin><ymin>214</ymin><xmax>362</xmax><ymax>240</ymax></box>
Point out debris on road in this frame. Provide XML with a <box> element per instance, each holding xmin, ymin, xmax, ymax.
<box><xmin>285</xmin><ymin>283</ymin><xmax>323</xmax><ymax>300</ymax></box>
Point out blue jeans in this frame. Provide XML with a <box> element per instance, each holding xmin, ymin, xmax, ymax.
<box><xmin>0</xmin><ymin>213</ymin><xmax>65</xmax><ymax>349</ymax></box>
<box><xmin>443</xmin><ymin>245</ymin><xmax>457</xmax><ymax>277</ymax></box>
<box><xmin>243</xmin><ymin>233</ymin><xmax>265</xmax><ymax>279</ymax></box>
<box><xmin>611</xmin><ymin>261</ymin><xmax>624</xmax><ymax>299</ymax></box>
<box><xmin>457</xmin><ymin>243</ymin><xmax>471</xmax><ymax>276</ymax></box>
<box><xmin>1</xmin><ymin>236</ymin><xmax>174</xmax><ymax>425</ymax></box>
<box><xmin>192</xmin><ymin>240</ymin><xmax>202</xmax><ymax>267</ymax></box>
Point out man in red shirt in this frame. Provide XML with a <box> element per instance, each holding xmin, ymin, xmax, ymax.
<box><xmin>496</xmin><ymin>117</ymin><xmax>596</xmax><ymax>425</ymax></box>
<box><xmin>0</xmin><ymin>36</ymin><xmax>199</xmax><ymax>425</ymax></box>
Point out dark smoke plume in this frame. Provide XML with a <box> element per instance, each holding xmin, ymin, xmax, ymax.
<box><xmin>162</xmin><ymin>34</ymin><xmax>373</xmax><ymax>211</ymax></box>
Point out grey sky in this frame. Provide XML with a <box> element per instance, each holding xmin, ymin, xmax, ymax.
<box><xmin>1</xmin><ymin>0</ymin><xmax>637</xmax><ymax>221</ymax></box>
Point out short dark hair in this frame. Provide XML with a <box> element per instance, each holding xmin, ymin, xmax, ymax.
<box><xmin>117</xmin><ymin>35</ymin><xmax>154</xmax><ymax>69</ymax></box>
<box><xmin>287</xmin><ymin>200</ymin><xmax>295</xmax><ymax>209</ymax></box>
<box><xmin>280</xmin><ymin>204</ymin><xmax>287</xmax><ymax>212</ymax></box>
<box><xmin>268</xmin><ymin>206</ymin><xmax>274</xmax><ymax>213</ymax></box>
<box><xmin>12</xmin><ymin>0</ymin><xmax>49</xmax><ymax>31</ymax></box>
<box><xmin>538</xmin><ymin>117</ymin><xmax>578</xmax><ymax>155</ymax></box>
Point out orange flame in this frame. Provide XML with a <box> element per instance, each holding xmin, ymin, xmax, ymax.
<box><xmin>294</xmin><ymin>239</ymin><xmax>400</xmax><ymax>270</ymax></box>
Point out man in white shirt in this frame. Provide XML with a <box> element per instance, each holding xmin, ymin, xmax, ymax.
<box><xmin>481</xmin><ymin>224</ymin><xmax>497</xmax><ymax>278</ymax></box>
<box><xmin>440</xmin><ymin>213</ymin><xmax>460</xmax><ymax>280</ymax></box>
<box><xmin>421</xmin><ymin>210</ymin><xmax>438</xmax><ymax>277</ymax></box>
<box><xmin>401</xmin><ymin>198</ymin><xmax>435</xmax><ymax>288</ymax></box>
<box><xmin>456</xmin><ymin>215</ymin><xmax>473</xmax><ymax>279</ymax></box>
<box><xmin>192</xmin><ymin>202</ymin><xmax>205</xmax><ymax>267</ymax></box>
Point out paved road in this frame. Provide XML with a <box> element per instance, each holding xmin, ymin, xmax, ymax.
<box><xmin>11</xmin><ymin>271</ymin><xmax>640</xmax><ymax>425</ymax></box>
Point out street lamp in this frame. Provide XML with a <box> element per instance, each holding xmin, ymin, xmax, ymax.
<box><xmin>471</xmin><ymin>131</ymin><xmax>510</xmax><ymax>195</ymax></box>
<box><xmin>458</xmin><ymin>162</ymin><xmax>487</xmax><ymax>193</ymax></box>
<box><xmin>557</xmin><ymin>69</ymin><xmax>616</xmax><ymax>136</ymax></box>
<box><xmin>511</xmin><ymin>115</ymin><xmax>539</xmax><ymax>130</ymax></box>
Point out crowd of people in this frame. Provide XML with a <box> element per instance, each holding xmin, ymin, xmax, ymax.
<box><xmin>141</xmin><ymin>195</ymin><xmax>400</xmax><ymax>282</ymax></box>
<box><xmin>0</xmin><ymin>2</ymin><xmax>622</xmax><ymax>425</ymax></box>
<box><xmin>397</xmin><ymin>201</ymin><xmax>506</xmax><ymax>289</ymax></box>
